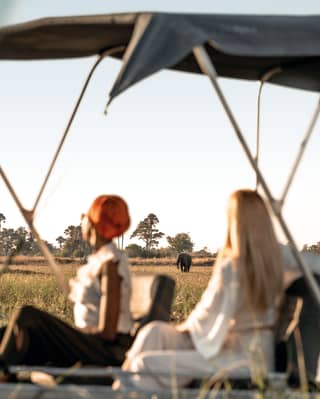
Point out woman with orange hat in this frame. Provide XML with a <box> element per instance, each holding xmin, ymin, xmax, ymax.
<box><xmin>0</xmin><ymin>195</ymin><xmax>134</xmax><ymax>371</ymax></box>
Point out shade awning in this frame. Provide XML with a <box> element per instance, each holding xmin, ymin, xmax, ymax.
<box><xmin>1</xmin><ymin>12</ymin><xmax>320</xmax><ymax>100</ymax></box>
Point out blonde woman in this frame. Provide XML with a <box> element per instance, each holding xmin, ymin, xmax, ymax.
<box><xmin>115</xmin><ymin>189</ymin><xmax>320</xmax><ymax>389</ymax></box>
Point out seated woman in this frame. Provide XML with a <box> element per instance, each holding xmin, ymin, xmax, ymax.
<box><xmin>115</xmin><ymin>189</ymin><xmax>320</xmax><ymax>390</ymax></box>
<box><xmin>0</xmin><ymin>195</ymin><xmax>134</xmax><ymax>371</ymax></box>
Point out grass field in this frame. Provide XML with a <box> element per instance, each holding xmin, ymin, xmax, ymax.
<box><xmin>0</xmin><ymin>257</ymin><xmax>213</xmax><ymax>327</ymax></box>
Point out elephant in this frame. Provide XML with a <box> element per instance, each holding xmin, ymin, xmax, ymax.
<box><xmin>176</xmin><ymin>253</ymin><xmax>192</xmax><ymax>272</ymax></box>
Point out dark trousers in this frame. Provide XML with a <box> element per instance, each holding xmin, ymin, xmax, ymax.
<box><xmin>0</xmin><ymin>305</ymin><xmax>133</xmax><ymax>367</ymax></box>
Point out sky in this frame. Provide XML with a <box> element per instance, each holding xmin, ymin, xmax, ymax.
<box><xmin>1</xmin><ymin>0</ymin><xmax>320</xmax><ymax>252</ymax></box>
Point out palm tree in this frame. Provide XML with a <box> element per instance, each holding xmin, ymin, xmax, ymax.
<box><xmin>0</xmin><ymin>213</ymin><xmax>6</xmax><ymax>231</ymax></box>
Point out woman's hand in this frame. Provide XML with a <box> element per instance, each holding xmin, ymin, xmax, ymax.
<box><xmin>80</xmin><ymin>326</ymin><xmax>98</xmax><ymax>334</ymax></box>
<box><xmin>175</xmin><ymin>322</ymin><xmax>189</xmax><ymax>333</ymax></box>
<box><xmin>80</xmin><ymin>326</ymin><xmax>112</xmax><ymax>339</ymax></box>
<box><xmin>88</xmin><ymin>331</ymin><xmax>116</xmax><ymax>343</ymax></box>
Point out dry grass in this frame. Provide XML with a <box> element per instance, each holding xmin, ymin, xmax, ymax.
<box><xmin>0</xmin><ymin>257</ymin><xmax>212</xmax><ymax>327</ymax></box>
<box><xmin>130</xmin><ymin>257</ymin><xmax>215</xmax><ymax>267</ymax></box>
<box><xmin>0</xmin><ymin>263</ymin><xmax>76</xmax><ymax>326</ymax></box>
<box><xmin>0</xmin><ymin>255</ymin><xmax>79</xmax><ymax>265</ymax></box>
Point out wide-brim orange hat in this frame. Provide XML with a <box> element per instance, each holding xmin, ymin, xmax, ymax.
<box><xmin>87</xmin><ymin>195</ymin><xmax>130</xmax><ymax>240</ymax></box>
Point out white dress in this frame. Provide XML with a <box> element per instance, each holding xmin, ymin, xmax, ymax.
<box><xmin>123</xmin><ymin>245</ymin><xmax>320</xmax><ymax>389</ymax></box>
<box><xmin>68</xmin><ymin>242</ymin><xmax>133</xmax><ymax>334</ymax></box>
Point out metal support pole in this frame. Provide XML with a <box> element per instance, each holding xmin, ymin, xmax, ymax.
<box><xmin>32</xmin><ymin>46</ymin><xmax>125</xmax><ymax>214</ymax></box>
<box><xmin>0</xmin><ymin>166</ymin><xmax>69</xmax><ymax>295</ymax></box>
<box><xmin>1</xmin><ymin>45</ymin><xmax>124</xmax><ymax>294</ymax></box>
<box><xmin>193</xmin><ymin>45</ymin><xmax>320</xmax><ymax>307</ymax></box>
<box><xmin>280</xmin><ymin>98</ymin><xmax>320</xmax><ymax>206</ymax></box>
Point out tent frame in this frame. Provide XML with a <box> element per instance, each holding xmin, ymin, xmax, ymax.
<box><xmin>1</xmin><ymin>41</ymin><xmax>320</xmax><ymax>307</ymax></box>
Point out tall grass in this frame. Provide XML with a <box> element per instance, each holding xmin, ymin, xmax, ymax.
<box><xmin>0</xmin><ymin>267</ymin><xmax>74</xmax><ymax>326</ymax></box>
<box><xmin>0</xmin><ymin>260</ymin><xmax>212</xmax><ymax>327</ymax></box>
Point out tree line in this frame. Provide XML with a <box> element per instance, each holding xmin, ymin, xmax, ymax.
<box><xmin>0</xmin><ymin>212</ymin><xmax>213</xmax><ymax>258</ymax></box>
<box><xmin>2</xmin><ymin>212</ymin><xmax>318</xmax><ymax>259</ymax></box>
<box><xmin>303</xmin><ymin>242</ymin><xmax>320</xmax><ymax>253</ymax></box>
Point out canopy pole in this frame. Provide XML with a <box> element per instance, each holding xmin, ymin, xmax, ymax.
<box><xmin>280</xmin><ymin>98</ymin><xmax>320</xmax><ymax>207</ymax></box>
<box><xmin>255</xmin><ymin>68</ymin><xmax>282</xmax><ymax>190</ymax></box>
<box><xmin>255</xmin><ymin>83</ymin><xmax>262</xmax><ymax>190</ymax></box>
<box><xmin>32</xmin><ymin>46</ymin><xmax>125</xmax><ymax>214</ymax></box>
<box><xmin>0</xmin><ymin>166</ymin><xmax>69</xmax><ymax>295</ymax></box>
<box><xmin>193</xmin><ymin>45</ymin><xmax>320</xmax><ymax>307</ymax></box>
<box><xmin>1</xmin><ymin>46</ymin><xmax>124</xmax><ymax>294</ymax></box>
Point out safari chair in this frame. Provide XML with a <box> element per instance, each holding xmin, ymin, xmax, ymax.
<box><xmin>130</xmin><ymin>274</ymin><xmax>175</xmax><ymax>336</ymax></box>
<box><xmin>190</xmin><ymin>276</ymin><xmax>320</xmax><ymax>392</ymax></box>
<box><xmin>275</xmin><ymin>274</ymin><xmax>320</xmax><ymax>389</ymax></box>
<box><xmin>10</xmin><ymin>274</ymin><xmax>176</xmax><ymax>386</ymax></box>
<box><xmin>210</xmin><ymin>275</ymin><xmax>320</xmax><ymax>392</ymax></box>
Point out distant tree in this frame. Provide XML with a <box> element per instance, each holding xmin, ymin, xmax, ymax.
<box><xmin>156</xmin><ymin>246</ymin><xmax>177</xmax><ymax>258</ymax></box>
<box><xmin>192</xmin><ymin>247</ymin><xmax>213</xmax><ymax>258</ymax></box>
<box><xmin>303</xmin><ymin>242</ymin><xmax>320</xmax><ymax>254</ymax></box>
<box><xmin>0</xmin><ymin>227</ymin><xmax>26</xmax><ymax>255</ymax></box>
<box><xmin>42</xmin><ymin>240</ymin><xmax>56</xmax><ymax>254</ymax></box>
<box><xmin>0</xmin><ymin>222</ymin><xmax>56</xmax><ymax>256</ymax></box>
<box><xmin>0</xmin><ymin>213</ymin><xmax>5</xmax><ymax>230</ymax></box>
<box><xmin>0</xmin><ymin>227</ymin><xmax>17</xmax><ymax>256</ymax></box>
<box><xmin>15</xmin><ymin>226</ymin><xmax>32</xmax><ymax>255</ymax></box>
<box><xmin>59</xmin><ymin>225</ymin><xmax>90</xmax><ymax>258</ymax></box>
<box><xmin>125</xmin><ymin>244</ymin><xmax>145</xmax><ymax>258</ymax></box>
<box><xmin>24</xmin><ymin>232</ymin><xmax>56</xmax><ymax>256</ymax></box>
<box><xmin>130</xmin><ymin>213</ymin><xmax>164</xmax><ymax>256</ymax></box>
<box><xmin>63</xmin><ymin>225</ymin><xmax>82</xmax><ymax>257</ymax></box>
<box><xmin>26</xmin><ymin>238</ymin><xmax>56</xmax><ymax>256</ymax></box>
<box><xmin>56</xmin><ymin>236</ymin><xmax>65</xmax><ymax>250</ymax></box>
<box><xmin>167</xmin><ymin>232</ymin><xmax>194</xmax><ymax>254</ymax></box>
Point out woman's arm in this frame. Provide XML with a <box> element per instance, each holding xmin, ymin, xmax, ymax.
<box><xmin>96</xmin><ymin>261</ymin><xmax>121</xmax><ymax>340</ymax></box>
<box><xmin>180</xmin><ymin>261</ymin><xmax>239</xmax><ymax>359</ymax></box>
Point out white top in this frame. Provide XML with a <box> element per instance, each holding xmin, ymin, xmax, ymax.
<box><xmin>186</xmin><ymin>245</ymin><xmax>320</xmax><ymax>361</ymax></box>
<box><xmin>68</xmin><ymin>242</ymin><xmax>133</xmax><ymax>334</ymax></box>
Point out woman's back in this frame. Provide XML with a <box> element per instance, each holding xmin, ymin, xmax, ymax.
<box><xmin>117</xmin><ymin>190</ymin><xmax>288</xmax><ymax>389</ymax></box>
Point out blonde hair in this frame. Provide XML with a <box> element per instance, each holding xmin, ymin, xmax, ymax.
<box><xmin>217</xmin><ymin>189</ymin><xmax>283</xmax><ymax>312</ymax></box>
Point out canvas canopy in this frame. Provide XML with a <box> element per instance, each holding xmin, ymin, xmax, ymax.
<box><xmin>1</xmin><ymin>12</ymin><xmax>320</xmax><ymax>102</ymax></box>
<box><xmin>2</xmin><ymin>11</ymin><xmax>320</xmax><ymax>393</ymax></box>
